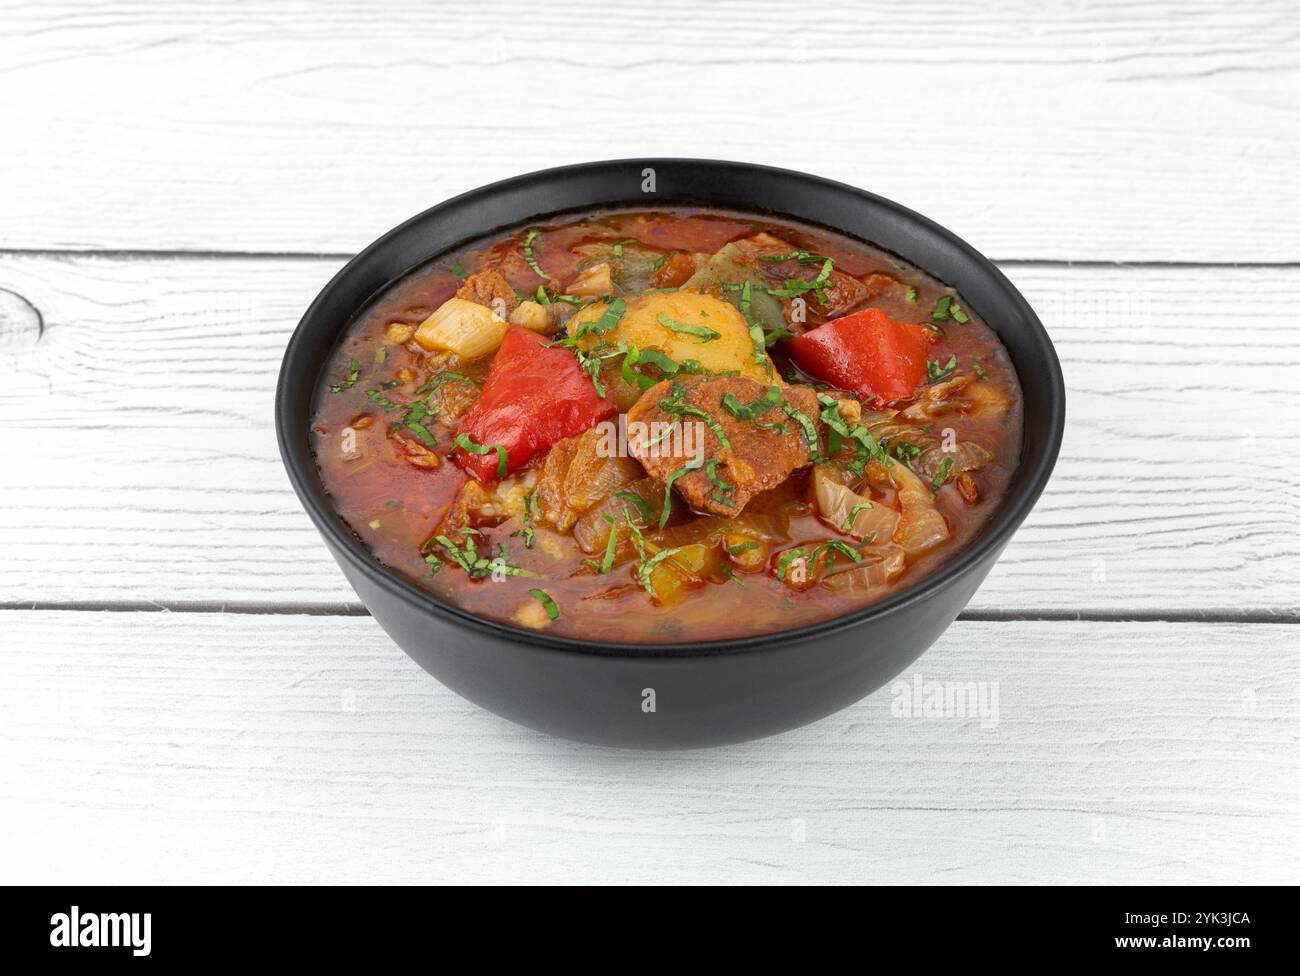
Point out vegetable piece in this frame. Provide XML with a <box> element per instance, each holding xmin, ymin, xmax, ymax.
<box><xmin>566</xmin><ymin>292</ymin><xmax>772</xmax><ymax>382</ymax></box>
<box><xmin>822</xmin><ymin>545</ymin><xmax>908</xmax><ymax>598</ymax></box>
<box><xmin>528</xmin><ymin>588</ymin><xmax>561</xmax><ymax>620</ymax></box>
<box><xmin>508</xmin><ymin>299</ymin><xmax>553</xmax><ymax>332</ymax></box>
<box><xmin>452</xmin><ymin>326</ymin><xmax>616</xmax><ymax>482</ymax></box>
<box><xmin>414</xmin><ymin>297</ymin><xmax>509</xmax><ymax>360</ymax></box>
<box><xmin>723</xmin><ymin>533</ymin><xmax>770</xmax><ymax>572</ymax></box>
<box><xmin>886</xmin><ymin>458</ymin><xmax>951</xmax><ymax>555</ymax></box>
<box><xmin>811</xmin><ymin>465</ymin><xmax>899</xmax><ymax>542</ymax></box>
<box><xmin>681</xmin><ymin>243</ymin><xmax>788</xmax><ymax>333</ymax></box>
<box><xmin>567</xmin><ymin>262</ymin><xmax>614</xmax><ymax>297</ymax></box>
<box><xmin>785</xmin><ymin>307</ymin><xmax>936</xmax><ymax>404</ymax></box>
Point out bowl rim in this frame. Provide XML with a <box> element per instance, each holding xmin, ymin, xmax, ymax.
<box><xmin>276</xmin><ymin>157</ymin><xmax>1065</xmax><ymax>658</ymax></box>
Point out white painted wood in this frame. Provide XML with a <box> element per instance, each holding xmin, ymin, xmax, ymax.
<box><xmin>1</xmin><ymin>1</ymin><xmax>1298</xmax><ymax>260</ymax></box>
<box><xmin>0</xmin><ymin>612</ymin><xmax>1294</xmax><ymax>884</ymax></box>
<box><xmin>1</xmin><ymin>254</ymin><xmax>1296</xmax><ymax>612</ymax></box>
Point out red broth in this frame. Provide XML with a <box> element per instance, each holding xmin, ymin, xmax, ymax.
<box><xmin>311</xmin><ymin>208</ymin><xmax>1023</xmax><ymax>643</ymax></box>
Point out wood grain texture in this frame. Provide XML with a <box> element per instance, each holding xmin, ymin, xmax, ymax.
<box><xmin>1</xmin><ymin>253</ymin><xmax>1296</xmax><ymax>613</ymax></box>
<box><xmin>1</xmin><ymin>611</ymin><xmax>1294</xmax><ymax>884</ymax></box>
<box><xmin>1</xmin><ymin>1</ymin><xmax>1298</xmax><ymax>259</ymax></box>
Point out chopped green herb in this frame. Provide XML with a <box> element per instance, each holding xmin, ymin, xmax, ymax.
<box><xmin>727</xmin><ymin>540</ymin><xmax>760</xmax><ymax>555</ymax></box>
<box><xmin>951</xmin><ymin>303</ymin><xmax>970</xmax><ymax>324</ymax></box>
<box><xmin>759</xmin><ymin>249</ymin><xmax>825</xmax><ymax>265</ymax></box>
<box><xmin>767</xmin><ymin>257</ymin><xmax>834</xmax><ymax>302</ymax></box>
<box><xmin>843</xmin><ymin>501</ymin><xmax>874</xmax><ymax>532</ymax></box>
<box><xmin>637</xmin><ymin>546</ymin><xmax>684</xmax><ymax>597</ymax></box>
<box><xmin>659</xmin><ymin>391</ymin><xmax>731</xmax><ymax>448</ymax></box>
<box><xmin>704</xmin><ymin>458</ymin><xmax>735</xmax><ymax>506</ymax></box>
<box><xmin>777</xmin><ymin>547</ymin><xmax>809</xmax><ymax>581</ymax></box>
<box><xmin>431</xmin><ymin>533</ymin><xmax>535</xmax><ymax>580</ymax></box>
<box><xmin>905</xmin><ymin>286</ymin><xmax>918</xmax><ymax>303</ymax></box>
<box><xmin>453</xmin><ymin>432</ymin><xmax>508</xmax><ymax>479</ymax></box>
<box><xmin>585</xmin><ymin>515</ymin><xmax>619</xmax><ymax>574</ymax></box>
<box><xmin>926</xmin><ymin>354</ymin><xmax>958</xmax><ymax>383</ymax></box>
<box><xmin>576</xmin><ymin>298</ymin><xmax>627</xmax><ymax>338</ymax></box>
<box><xmin>782</xmin><ymin>403</ymin><xmax>824</xmax><ymax>462</ymax></box>
<box><xmin>451</xmin><ymin>263</ymin><xmax>469</xmax><ymax>280</ymax></box>
<box><xmin>375</xmin><ymin>345</ymin><xmax>388</xmax><ymax>365</ymax></box>
<box><xmin>329</xmin><ymin>358</ymin><xmax>361</xmax><ymax>393</ymax></box>
<box><xmin>386</xmin><ymin>500</ymin><xmax>404</xmax><ymax>509</ymax></box>
<box><xmin>528</xmin><ymin>588</ymin><xmax>560</xmax><ymax>620</ymax></box>
<box><xmin>412</xmin><ymin>371</ymin><xmax>479</xmax><ymax>398</ymax></box>
<box><xmin>366</xmin><ymin>389</ymin><xmax>406</xmax><ymax>410</ymax></box>
<box><xmin>612</xmin><ymin>238</ymin><xmax>636</xmax><ymax>259</ymax></box>
<box><xmin>521</xmin><ymin>229</ymin><xmax>547</xmax><ymax>280</ymax></box>
<box><xmin>930</xmin><ymin>456</ymin><xmax>954</xmax><ymax>497</ymax></box>
<box><xmin>972</xmin><ymin>358</ymin><xmax>990</xmax><ymax>381</ymax></box>
<box><xmin>659</xmin><ymin>457</ymin><xmax>704</xmax><ymax>529</ymax></box>
<box><xmin>722</xmin><ymin>384</ymin><xmax>781</xmax><ymax>421</ymax></box>
<box><xmin>811</xmin><ymin>540</ymin><xmax>866</xmax><ymax>571</ymax></box>
<box><xmin>656</xmin><ymin>313</ymin><xmax>720</xmax><ymax>343</ymax></box>
<box><xmin>722</xmin><ymin>568</ymin><xmax>748</xmax><ymax>586</ymax></box>
<box><xmin>932</xmin><ymin>295</ymin><xmax>954</xmax><ymax>322</ymax></box>
<box><xmin>614</xmin><ymin>489</ymin><xmax>654</xmax><ymax>523</ymax></box>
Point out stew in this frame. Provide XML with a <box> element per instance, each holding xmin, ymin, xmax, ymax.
<box><xmin>310</xmin><ymin>208</ymin><xmax>1023</xmax><ymax>643</ymax></box>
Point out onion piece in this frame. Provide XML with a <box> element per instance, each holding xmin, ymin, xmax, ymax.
<box><xmin>823</xmin><ymin>544</ymin><xmax>907</xmax><ymax>597</ymax></box>
<box><xmin>812</xmin><ymin>465</ymin><xmax>899</xmax><ymax>542</ymax></box>
<box><xmin>414</xmin><ymin>297</ymin><xmax>508</xmax><ymax>360</ymax></box>
<box><xmin>887</xmin><ymin>460</ymin><xmax>950</xmax><ymax>555</ymax></box>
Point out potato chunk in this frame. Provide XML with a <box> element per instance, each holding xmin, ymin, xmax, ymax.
<box><xmin>566</xmin><ymin>291</ymin><xmax>773</xmax><ymax>382</ymax></box>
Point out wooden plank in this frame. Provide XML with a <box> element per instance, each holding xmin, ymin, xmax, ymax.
<box><xmin>1</xmin><ymin>1</ymin><xmax>1298</xmax><ymax>259</ymax></box>
<box><xmin>0</xmin><ymin>612</ymin><xmax>1294</xmax><ymax>884</ymax></box>
<box><xmin>2</xmin><ymin>253</ymin><xmax>1296</xmax><ymax>613</ymax></box>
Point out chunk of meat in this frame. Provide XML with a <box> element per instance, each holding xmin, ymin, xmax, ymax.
<box><xmin>627</xmin><ymin>376</ymin><xmax>822</xmax><ymax>517</ymax></box>
<box><xmin>535</xmin><ymin>427</ymin><xmax>643</xmax><ymax>532</ymax></box>
<box><xmin>731</xmin><ymin>233</ymin><xmax>891</xmax><ymax>324</ymax></box>
<box><xmin>454</xmin><ymin>269</ymin><xmax>519</xmax><ymax>316</ymax></box>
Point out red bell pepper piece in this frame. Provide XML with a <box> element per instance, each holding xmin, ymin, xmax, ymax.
<box><xmin>453</xmin><ymin>326</ymin><xmax>616</xmax><ymax>481</ymax></box>
<box><xmin>785</xmin><ymin>307</ymin><xmax>935</xmax><ymax>404</ymax></box>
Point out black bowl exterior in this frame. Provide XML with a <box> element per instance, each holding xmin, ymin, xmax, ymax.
<box><xmin>324</xmin><ymin>534</ymin><xmax>1004</xmax><ymax>748</ymax></box>
<box><xmin>276</xmin><ymin>159</ymin><xmax>1065</xmax><ymax>749</ymax></box>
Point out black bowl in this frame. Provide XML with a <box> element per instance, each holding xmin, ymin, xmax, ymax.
<box><xmin>276</xmin><ymin>159</ymin><xmax>1065</xmax><ymax>749</ymax></box>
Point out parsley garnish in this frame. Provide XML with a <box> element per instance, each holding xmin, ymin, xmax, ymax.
<box><xmin>613</xmin><ymin>489</ymin><xmax>654</xmax><ymax>523</ymax></box>
<box><xmin>656</xmin><ymin>313</ymin><xmax>720</xmax><ymax>343</ymax></box>
<box><xmin>843</xmin><ymin>501</ymin><xmax>874</xmax><ymax>532</ymax></box>
<box><xmin>658</xmin><ymin>386</ymin><xmax>731</xmax><ymax>448</ymax></box>
<box><xmin>329</xmin><ymin>358</ymin><xmax>361</xmax><ymax>393</ymax></box>
<box><xmin>528</xmin><ymin>588</ymin><xmax>560</xmax><ymax>620</ymax></box>
<box><xmin>777</xmin><ymin>547</ymin><xmax>809</xmax><ymax>581</ymax></box>
<box><xmin>575</xmin><ymin>298</ymin><xmax>627</xmax><ymax>339</ymax></box>
<box><xmin>659</xmin><ymin>456</ymin><xmax>704</xmax><ymax>529</ymax></box>
<box><xmin>512</xmin><ymin>492</ymin><xmax>536</xmax><ymax>549</ymax></box>
<box><xmin>926</xmin><ymin>354</ymin><xmax>958</xmax><ymax>383</ymax></box>
<box><xmin>521</xmin><ymin>229</ymin><xmax>547</xmax><ymax>279</ymax></box>
<box><xmin>722</xmin><ymin>384</ymin><xmax>781</xmax><ymax>421</ymax></box>
<box><xmin>637</xmin><ymin>546</ymin><xmax>685</xmax><ymax>597</ymax></box>
<box><xmin>930</xmin><ymin>457</ymin><xmax>954</xmax><ymax>497</ymax></box>
<box><xmin>453</xmin><ymin>432</ymin><xmax>508</xmax><ymax>479</ymax></box>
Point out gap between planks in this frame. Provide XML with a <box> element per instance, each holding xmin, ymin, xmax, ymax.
<box><xmin>3</xmin><ymin>247</ymin><xmax>1300</xmax><ymax>271</ymax></box>
<box><xmin>3</xmin><ymin>601</ymin><xmax>1298</xmax><ymax>626</ymax></box>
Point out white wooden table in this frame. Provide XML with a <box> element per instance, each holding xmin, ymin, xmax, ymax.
<box><xmin>2</xmin><ymin>0</ymin><xmax>1297</xmax><ymax>885</ymax></box>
